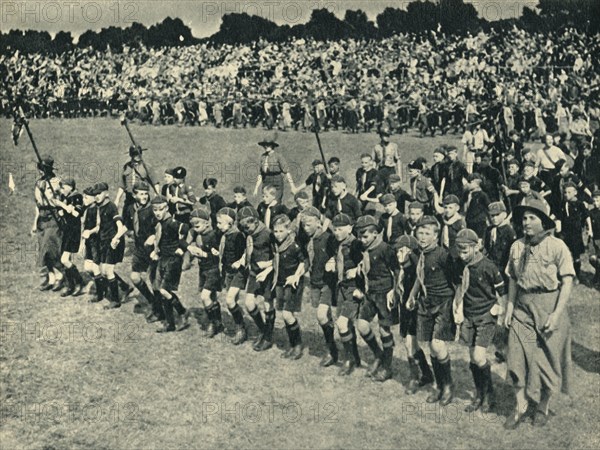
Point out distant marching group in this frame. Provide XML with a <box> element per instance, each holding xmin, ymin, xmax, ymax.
<box><xmin>31</xmin><ymin>127</ymin><xmax>599</xmax><ymax>430</ymax></box>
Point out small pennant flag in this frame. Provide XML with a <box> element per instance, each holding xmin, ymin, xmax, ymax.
<box><xmin>11</xmin><ymin>119</ymin><xmax>23</xmax><ymax>146</ymax></box>
<box><xmin>8</xmin><ymin>172</ymin><xmax>15</xmax><ymax>194</ymax></box>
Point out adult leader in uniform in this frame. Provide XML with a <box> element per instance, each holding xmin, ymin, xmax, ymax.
<box><xmin>253</xmin><ymin>132</ymin><xmax>297</xmax><ymax>203</ymax></box>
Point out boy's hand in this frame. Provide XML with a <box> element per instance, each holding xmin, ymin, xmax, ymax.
<box><xmin>211</xmin><ymin>248</ymin><xmax>220</xmax><ymax>256</ymax></box>
<box><xmin>503</xmin><ymin>302</ymin><xmax>514</xmax><ymax>329</ymax></box>
<box><xmin>386</xmin><ymin>289</ymin><xmax>395</xmax><ymax>311</ymax></box>
<box><xmin>345</xmin><ymin>268</ymin><xmax>357</xmax><ymax>279</ymax></box>
<box><xmin>325</xmin><ymin>258</ymin><xmax>336</xmax><ymax>272</ymax></box>
<box><xmin>232</xmin><ymin>260</ymin><xmax>242</xmax><ymax>270</ymax></box>
<box><xmin>453</xmin><ymin>300</ymin><xmax>464</xmax><ymax>325</ymax></box>
<box><xmin>406</xmin><ymin>296</ymin><xmax>416</xmax><ymax>311</ymax></box>
<box><xmin>144</xmin><ymin>235</ymin><xmax>156</xmax><ymax>246</ymax></box>
<box><xmin>285</xmin><ymin>274</ymin><xmax>300</xmax><ymax>289</ymax></box>
<box><xmin>150</xmin><ymin>250</ymin><xmax>159</xmax><ymax>261</ymax></box>
<box><xmin>175</xmin><ymin>248</ymin><xmax>184</xmax><ymax>256</ymax></box>
<box><xmin>256</xmin><ymin>268</ymin><xmax>270</xmax><ymax>283</ymax></box>
<box><xmin>353</xmin><ymin>289</ymin><xmax>364</xmax><ymax>300</ymax></box>
<box><xmin>110</xmin><ymin>237</ymin><xmax>120</xmax><ymax>249</ymax></box>
<box><xmin>187</xmin><ymin>246</ymin><xmax>202</xmax><ymax>257</ymax></box>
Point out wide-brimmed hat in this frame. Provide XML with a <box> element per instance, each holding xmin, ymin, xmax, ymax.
<box><xmin>513</xmin><ymin>198</ymin><xmax>555</xmax><ymax>230</ymax></box>
<box><xmin>37</xmin><ymin>155</ymin><xmax>54</xmax><ymax>171</ymax></box>
<box><xmin>258</xmin><ymin>132</ymin><xmax>279</xmax><ymax>148</ymax></box>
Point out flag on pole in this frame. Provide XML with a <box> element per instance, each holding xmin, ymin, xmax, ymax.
<box><xmin>8</xmin><ymin>172</ymin><xmax>15</xmax><ymax>194</ymax></box>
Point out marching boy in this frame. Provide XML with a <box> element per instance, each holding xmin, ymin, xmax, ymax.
<box><xmin>324</xmin><ymin>175</ymin><xmax>362</xmax><ymax>228</ymax></box>
<box><xmin>199</xmin><ymin>177</ymin><xmax>227</xmax><ymax>229</ymax></box>
<box><xmin>272</xmin><ymin>215</ymin><xmax>306</xmax><ymax>360</ymax></box>
<box><xmin>378</xmin><ymin>193</ymin><xmax>408</xmax><ymax>243</ymax></box>
<box><xmin>332</xmin><ymin>213</ymin><xmax>364</xmax><ymax>375</ymax></box>
<box><xmin>150</xmin><ymin>195</ymin><xmax>189</xmax><ymax>333</ymax></box>
<box><xmin>167</xmin><ymin>167</ymin><xmax>197</xmax><ymax>224</ymax></box>
<box><xmin>557</xmin><ymin>181</ymin><xmax>592</xmax><ymax>280</ymax></box>
<box><xmin>56</xmin><ymin>178</ymin><xmax>85</xmax><ymax>297</ymax></box>
<box><xmin>406</xmin><ymin>202</ymin><xmax>425</xmax><ymax>236</ymax></box>
<box><xmin>394</xmin><ymin>235</ymin><xmax>434</xmax><ymax>394</ymax></box>
<box><xmin>122</xmin><ymin>181</ymin><xmax>162</xmax><ymax>322</ymax></box>
<box><xmin>94</xmin><ymin>182</ymin><xmax>128</xmax><ymax>309</ymax></box>
<box><xmin>354</xmin><ymin>215</ymin><xmax>400</xmax><ymax>382</ymax></box>
<box><xmin>228</xmin><ymin>185</ymin><xmax>253</xmax><ymax>212</ymax></box>
<box><xmin>187</xmin><ymin>208</ymin><xmax>223</xmax><ymax>337</ymax></box>
<box><xmin>216</xmin><ymin>207</ymin><xmax>248</xmax><ymax>344</ymax></box>
<box><xmin>301</xmin><ymin>206</ymin><xmax>339</xmax><ymax>367</ymax></box>
<box><xmin>453</xmin><ymin>229</ymin><xmax>507</xmax><ymax>413</ymax></box>
<box><xmin>463</xmin><ymin>173</ymin><xmax>491</xmax><ymax>239</ymax></box>
<box><xmin>257</xmin><ymin>184</ymin><xmax>289</xmax><ymax>229</ymax></box>
<box><xmin>407</xmin><ymin>216</ymin><xmax>457</xmax><ymax>405</ymax></box>
<box><xmin>237</xmin><ymin>206</ymin><xmax>277</xmax><ymax>352</ymax></box>
<box><xmin>433</xmin><ymin>194</ymin><xmax>466</xmax><ymax>253</ymax></box>
<box><xmin>81</xmin><ymin>186</ymin><xmax>101</xmax><ymax>297</ymax></box>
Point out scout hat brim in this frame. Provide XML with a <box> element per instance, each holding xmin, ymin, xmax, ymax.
<box><xmin>513</xmin><ymin>202</ymin><xmax>555</xmax><ymax>230</ymax></box>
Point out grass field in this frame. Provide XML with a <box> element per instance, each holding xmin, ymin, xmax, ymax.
<box><xmin>0</xmin><ymin>118</ymin><xmax>599</xmax><ymax>449</ymax></box>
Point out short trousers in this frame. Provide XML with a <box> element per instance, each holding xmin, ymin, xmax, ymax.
<box><xmin>131</xmin><ymin>247</ymin><xmax>153</xmax><ymax>273</ymax></box>
<box><xmin>223</xmin><ymin>270</ymin><xmax>248</xmax><ymax>290</ymax></box>
<box><xmin>310</xmin><ymin>284</ymin><xmax>333</xmax><ymax>308</ymax></box>
<box><xmin>275</xmin><ymin>280</ymin><xmax>304</xmax><ymax>313</ymax></box>
<box><xmin>61</xmin><ymin>230</ymin><xmax>81</xmax><ymax>254</ymax></box>
<box><xmin>358</xmin><ymin>290</ymin><xmax>398</xmax><ymax>328</ymax></box>
<box><xmin>336</xmin><ymin>285</ymin><xmax>362</xmax><ymax>320</ymax></box>
<box><xmin>460</xmin><ymin>311</ymin><xmax>497</xmax><ymax>348</ymax></box>
<box><xmin>399</xmin><ymin>298</ymin><xmax>418</xmax><ymax>338</ymax></box>
<box><xmin>98</xmin><ymin>239</ymin><xmax>125</xmax><ymax>265</ymax></box>
<box><xmin>199</xmin><ymin>267</ymin><xmax>222</xmax><ymax>292</ymax></box>
<box><xmin>154</xmin><ymin>255</ymin><xmax>183</xmax><ymax>292</ymax></box>
<box><xmin>417</xmin><ymin>297</ymin><xmax>456</xmax><ymax>342</ymax></box>
<box><xmin>85</xmin><ymin>239</ymin><xmax>100</xmax><ymax>263</ymax></box>
<box><xmin>246</xmin><ymin>272</ymin><xmax>274</xmax><ymax>302</ymax></box>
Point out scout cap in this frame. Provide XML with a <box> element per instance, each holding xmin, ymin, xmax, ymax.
<box><xmin>355</xmin><ymin>215</ymin><xmax>379</xmax><ymax>231</ymax></box>
<box><xmin>203</xmin><ymin>178</ymin><xmax>217</xmax><ymax>189</ymax></box>
<box><xmin>190</xmin><ymin>208</ymin><xmax>210</xmax><ymax>221</ymax></box>
<box><xmin>294</xmin><ymin>190</ymin><xmax>310</xmax><ymax>200</ymax></box>
<box><xmin>331</xmin><ymin>175</ymin><xmax>346</xmax><ymax>184</ymax></box>
<box><xmin>301</xmin><ymin>206</ymin><xmax>321</xmax><ymax>219</ymax></box>
<box><xmin>332</xmin><ymin>213</ymin><xmax>353</xmax><ymax>227</ymax></box>
<box><xmin>379</xmin><ymin>193</ymin><xmax>396</xmax><ymax>205</ymax></box>
<box><xmin>151</xmin><ymin>195</ymin><xmax>168</xmax><ymax>205</ymax></box>
<box><xmin>312</xmin><ymin>159</ymin><xmax>324</xmax><ymax>167</ymax></box>
<box><xmin>83</xmin><ymin>186</ymin><xmax>96</xmax><ymax>196</ymax></box>
<box><xmin>455</xmin><ymin>229</ymin><xmax>479</xmax><ymax>246</ymax></box>
<box><xmin>133</xmin><ymin>181</ymin><xmax>150</xmax><ymax>192</ymax></box>
<box><xmin>442</xmin><ymin>194</ymin><xmax>460</xmax><ymax>206</ymax></box>
<box><xmin>62</xmin><ymin>178</ymin><xmax>76</xmax><ymax>189</ymax></box>
<box><xmin>389</xmin><ymin>174</ymin><xmax>401</xmax><ymax>183</ymax></box>
<box><xmin>94</xmin><ymin>182</ymin><xmax>109</xmax><ymax>193</ymax></box>
<box><xmin>488</xmin><ymin>201</ymin><xmax>507</xmax><ymax>214</ymax></box>
<box><xmin>393</xmin><ymin>234</ymin><xmax>419</xmax><ymax>251</ymax></box>
<box><xmin>408</xmin><ymin>201</ymin><xmax>424</xmax><ymax>211</ymax></box>
<box><xmin>408</xmin><ymin>160</ymin><xmax>423</xmax><ymax>170</ymax></box>
<box><xmin>217</xmin><ymin>207</ymin><xmax>236</xmax><ymax>221</ymax></box>
<box><xmin>173</xmin><ymin>166</ymin><xmax>187</xmax><ymax>179</ymax></box>
<box><xmin>416</xmin><ymin>215</ymin><xmax>439</xmax><ymax>229</ymax></box>
<box><xmin>468</xmin><ymin>172</ymin><xmax>482</xmax><ymax>182</ymax></box>
<box><xmin>238</xmin><ymin>206</ymin><xmax>259</xmax><ymax>221</ymax></box>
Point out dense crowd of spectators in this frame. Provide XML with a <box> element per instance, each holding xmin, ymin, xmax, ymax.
<box><xmin>1</xmin><ymin>27</ymin><xmax>598</xmax><ymax>142</ymax></box>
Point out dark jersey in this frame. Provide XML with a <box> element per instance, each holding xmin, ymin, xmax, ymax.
<box><xmin>459</xmin><ymin>256</ymin><xmax>506</xmax><ymax>317</ymax></box>
<box><xmin>98</xmin><ymin>201</ymin><xmax>121</xmax><ymax>241</ymax></box>
<box><xmin>124</xmin><ymin>202</ymin><xmax>157</xmax><ymax>248</ymax></box>
<box><xmin>157</xmin><ymin>217</ymin><xmax>189</xmax><ymax>257</ymax></box>
<box><xmin>306</xmin><ymin>230</ymin><xmax>337</xmax><ymax>288</ymax></box>
<box><xmin>277</xmin><ymin>241</ymin><xmax>305</xmax><ymax>284</ymax></box>
<box><xmin>189</xmin><ymin>229</ymin><xmax>220</xmax><ymax>271</ymax></box>
<box><xmin>248</xmin><ymin>226</ymin><xmax>276</xmax><ymax>275</ymax></box>
<box><xmin>363</xmin><ymin>241</ymin><xmax>399</xmax><ymax>292</ymax></box>
<box><xmin>220</xmin><ymin>231</ymin><xmax>246</xmax><ymax>273</ymax></box>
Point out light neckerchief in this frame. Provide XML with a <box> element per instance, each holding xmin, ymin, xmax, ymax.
<box><xmin>416</xmin><ymin>243</ymin><xmax>437</xmax><ymax>298</ymax></box>
<box><xmin>441</xmin><ymin>213</ymin><xmax>462</xmax><ymax>249</ymax></box>
<box><xmin>133</xmin><ymin>202</ymin><xmax>149</xmax><ymax>237</ymax></box>
<box><xmin>454</xmin><ymin>251</ymin><xmax>485</xmax><ymax>320</ymax></box>
<box><xmin>336</xmin><ymin>234</ymin><xmax>356</xmax><ymax>284</ymax></box>
<box><xmin>359</xmin><ymin>233</ymin><xmax>384</xmax><ymax>292</ymax></box>
<box><xmin>218</xmin><ymin>224</ymin><xmax>239</xmax><ymax>273</ymax></box>
<box><xmin>273</xmin><ymin>232</ymin><xmax>297</xmax><ymax>289</ymax></box>
<box><xmin>307</xmin><ymin>226</ymin><xmax>326</xmax><ymax>270</ymax></box>
<box><xmin>386</xmin><ymin>210</ymin><xmax>399</xmax><ymax>242</ymax></box>
<box><xmin>490</xmin><ymin>217</ymin><xmax>510</xmax><ymax>244</ymax></box>
<box><xmin>245</xmin><ymin>221</ymin><xmax>266</xmax><ymax>269</ymax></box>
<box><xmin>265</xmin><ymin>201</ymin><xmax>277</xmax><ymax>228</ymax></box>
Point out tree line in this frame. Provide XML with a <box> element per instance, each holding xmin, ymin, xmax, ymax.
<box><xmin>1</xmin><ymin>0</ymin><xmax>598</xmax><ymax>55</ymax></box>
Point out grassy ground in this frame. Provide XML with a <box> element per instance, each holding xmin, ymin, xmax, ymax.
<box><xmin>0</xmin><ymin>118</ymin><xmax>599</xmax><ymax>449</ymax></box>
